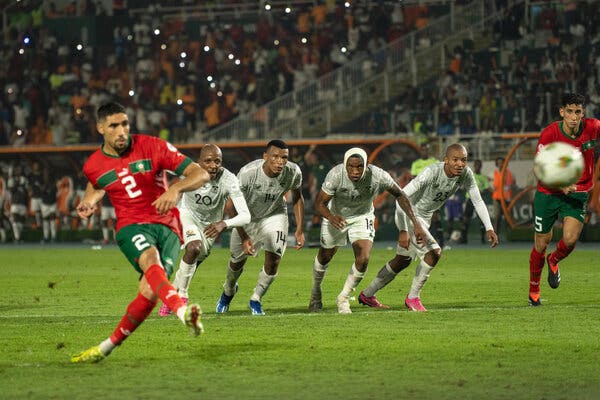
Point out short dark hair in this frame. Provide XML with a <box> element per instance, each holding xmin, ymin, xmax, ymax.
<box><xmin>266</xmin><ymin>139</ymin><xmax>288</xmax><ymax>151</ymax></box>
<box><xmin>97</xmin><ymin>102</ymin><xmax>126</xmax><ymax>121</ymax></box>
<box><xmin>560</xmin><ymin>93</ymin><xmax>585</xmax><ymax>108</ymax></box>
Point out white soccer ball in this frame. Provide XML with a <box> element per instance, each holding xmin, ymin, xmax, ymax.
<box><xmin>533</xmin><ymin>142</ymin><xmax>584</xmax><ymax>189</ymax></box>
<box><xmin>450</xmin><ymin>230</ymin><xmax>462</xmax><ymax>242</ymax></box>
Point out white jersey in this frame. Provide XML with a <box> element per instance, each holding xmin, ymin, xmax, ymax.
<box><xmin>238</xmin><ymin>159</ymin><xmax>302</xmax><ymax>221</ymax></box>
<box><xmin>179</xmin><ymin>167</ymin><xmax>243</xmax><ymax>226</ymax></box>
<box><xmin>322</xmin><ymin>164</ymin><xmax>395</xmax><ymax>219</ymax></box>
<box><xmin>396</xmin><ymin>162</ymin><xmax>492</xmax><ymax>230</ymax></box>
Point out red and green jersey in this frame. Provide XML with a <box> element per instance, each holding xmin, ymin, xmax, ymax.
<box><xmin>83</xmin><ymin>134</ymin><xmax>193</xmax><ymax>238</ymax></box>
<box><xmin>536</xmin><ymin>117</ymin><xmax>599</xmax><ymax>194</ymax></box>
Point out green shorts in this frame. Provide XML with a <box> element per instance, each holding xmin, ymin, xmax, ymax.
<box><xmin>533</xmin><ymin>191</ymin><xmax>588</xmax><ymax>234</ymax></box>
<box><xmin>116</xmin><ymin>223</ymin><xmax>181</xmax><ymax>277</ymax></box>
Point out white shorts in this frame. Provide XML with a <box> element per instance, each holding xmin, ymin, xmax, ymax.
<box><xmin>320</xmin><ymin>213</ymin><xmax>375</xmax><ymax>249</ymax></box>
<box><xmin>394</xmin><ymin>214</ymin><xmax>440</xmax><ymax>260</ymax></box>
<box><xmin>230</xmin><ymin>213</ymin><xmax>288</xmax><ymax>262</ymax></box>
<box><xmin>10</xmin><ymin>204</ymin><xmax>27</xmax><ymax>217</ymax></box>
<box><xmin>101</xmin><ymin>206</ymin><xmax>116</xmax><ymax>221</ymax></box>
<box><xmin>180</xmin><ymin>212</ymin><xmax>215</xmax><ymax>259</ymax></box>
<box><xmin>30</xmin><ymin>197</ymin><xmax>42</xmax><ymax>212</ymax></box>
<box><xmin>41</xmin><ymin>203</ymin><xmax>57</xmax><ymax>219</ymax></box>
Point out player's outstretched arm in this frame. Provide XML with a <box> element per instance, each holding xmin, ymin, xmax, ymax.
<box><xmin>153</xmin><ymin>163</ymin><xmax>209</xmax><ymax>214</ymax></box>
<box><xmin>205</xmin><ymin>195</ymin><xmax>250</xmax><ymax>239</ymax></box>
<box><xmin>76</xmin><ymin>182</ymin><xmax>104</xmax><ymax>219</ymax></box>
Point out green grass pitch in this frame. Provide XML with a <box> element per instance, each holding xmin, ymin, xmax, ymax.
<box><xmin>1</xmin><ymin>244</ymin><xmax>599</xmax><ymax>399</ymax></box>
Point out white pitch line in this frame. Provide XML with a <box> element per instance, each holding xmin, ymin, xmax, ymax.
<box><xmin>1</xmin><ymin>303</ymin><xmax>598</xmax><ymax>324</ymax></box>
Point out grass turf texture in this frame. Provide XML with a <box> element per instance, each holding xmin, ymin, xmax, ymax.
<box><xmin>0</xmin><ymin>245</ymin><xmax>599</xmax><ymax>400</ymax></box>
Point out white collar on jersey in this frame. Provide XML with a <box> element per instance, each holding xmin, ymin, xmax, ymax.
<box><xmin>344</xmin><ymin>147</ymin><xmax>368</xmax><ymax>180</ymax></box>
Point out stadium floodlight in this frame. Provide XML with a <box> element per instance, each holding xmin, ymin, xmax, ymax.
<box><xmin>181</xmin><ymin>52</ymin><xmax>187</xmax><ymax>58</ymax></box>
<box><xmin>161</xmin><ymin>44</ymin><xmax>167</xmax><ymax>50</ymax></box>
<box><xmin>207</xmin><ymin>75</ymin><xmax>213</xmax><ymax>82</ymax></box>
<box><xmin>177</xmin><ymin>99</ymin><xmax>183</xmax><ymax>105</ymax></box>
<box><xmin>18</xmin><ymin>48</ymin><xmax>24</xmax><ymax>54</ymax></box>
<box><xmin>154</xmin><ymin>29</ymin><xmax>160</xmax><ymax>35</ymax></box>
<box><xmin>285</xmin><ymin>7</ymin><xmax>291</xmax><ymax>13</ymax></box>
<box><xmin>265</xmin><ymin>4</ymin><xmax>271</xmax><ymax>11</ymax></box>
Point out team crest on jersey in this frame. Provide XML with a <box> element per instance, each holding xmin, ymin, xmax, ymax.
<box><xmin>129</xmin><ymin>159</ymin><xmax>152</xmax><ymax>174</ymax></box>
<box><xmin>185</xmin><ymin>230</ymin><xmax>195</xmax><ymax>237</ymax></box>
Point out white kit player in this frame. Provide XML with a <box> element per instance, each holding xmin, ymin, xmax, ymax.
<box><xmin>215</xmin><ymin>139</ymin><xmax>305</xmax><ymax>316</ymax></box>
<box><xmin>359</xmin><ymin>144</ymin><xmax>499</xmax><ymax>311</ymax></box>
<box><xmin>158</xmin><ymin>144</ymin><xmax>250</xmax><ymax>316</ymax></box>
<box><xmin>308</xmin><ymin>147</ymin><xmax>426</xmax><ymax>314</ymax></box>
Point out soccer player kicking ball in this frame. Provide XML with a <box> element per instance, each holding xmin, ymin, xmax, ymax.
<box><xmin>215</xmin><ymin>140</ymin><xmax>305</xmax><ymax>316</ymax></box>
<box><xmin>528</xmin><ymin>93</ymin><xmax>600</xmax><ymax>306</ymax></box>
<box><xmin>157</xmin><ymin>144</ymin><xmax>250</xmax><ymax>316</ymax></box>
<box><xmin>308</xmin><ymin>147</ymin><xmax>426</xmax><ymax>314</ymax></box>
<box><xmin>71</xmin><ymin>102</ymin><xmax>210</xmax><ymax>363</ymax></box>
<box><xmin>359</xmin><ymin>144</ymin><xmax>499</xmax><ymax>312</ymax></box>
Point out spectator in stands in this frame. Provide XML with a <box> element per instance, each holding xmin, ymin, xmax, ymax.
<box><xmin>492</xmin><ymin>157</ymin><xmax>514</xmax><ymax>235</ymax></box>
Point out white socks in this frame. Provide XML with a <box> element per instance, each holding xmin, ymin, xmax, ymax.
<box><xmin>99</xmin><ymin>338</ymin><xmax>116</xmax><ymax>356</ymax></box>
<box><xmin>362</xmin><ymin>263</ymin><xmax>397</xmax><ymax>297</ymax></box>
<box><xmin>311</xmin><ymin>256</ymin><xmax>328</xmax><ymax>297</ymax></box>
<box><xmin>172</xmin><ymin>260</ymin><xmax>197</xmax><ymax>298</ymax></box>
<box><xmin>224</xmin><ymin>262</ymin><xmax>244</xmax><ymax>296</ymax></box>
<box><xmin>250</xmin><ymin>267</ymin><xmax>276</xmax><ymax>302</ymax></box>
<box><xmin>339</xmin><ymin>263</ymin><xmax>365</xmax><ymax>298</ymax></box>
<box><xmin>407</xmin><ymin>260</ymin><xmax>434</xmax><ymax>299</ymax></box>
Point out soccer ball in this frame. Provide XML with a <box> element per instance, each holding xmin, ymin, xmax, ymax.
<box><xmin>533</xmin><ymin>142</ymin><xmax>584</xmax><ymax>189</ymax></box>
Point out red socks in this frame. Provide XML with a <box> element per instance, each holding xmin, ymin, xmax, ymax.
<box><xmin>145</xmin><ymin>264</ymin><xmax>186</xmax><ymax>314</ymax></box>
<box><xmin>548</xmin><ymin>239</ymin><xmax>574</xmax><ymax>271</ymax></box>
<box><xmin>529</xmin><ymin>247</ymin><xmax>545</xmax><ymax>297</ymax></box>
<box><xmin>110</xmin><ymin>293</ymin><xmax>156</xmax><ymax>345</ymax></box>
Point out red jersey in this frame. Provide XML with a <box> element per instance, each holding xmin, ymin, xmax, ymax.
<box><xmin>536</xmin><ymin>117</ymin><xmax>599</xmax><ymax>194</ymax></box>
<box><xmin>83</xmin><ymin>134</ymin><xmax>193</xmax><ymax>238</ymax></box>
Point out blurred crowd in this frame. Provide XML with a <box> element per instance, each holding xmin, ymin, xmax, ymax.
<box><xmin>341</xmin><ymin>0</ymin><xmax>600</xmax><ymax>140</ymax></box>
<box><xmin>0</xmin><ymin>0</ymin><xmax>453</xmax><ymax>146</ymax></box>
